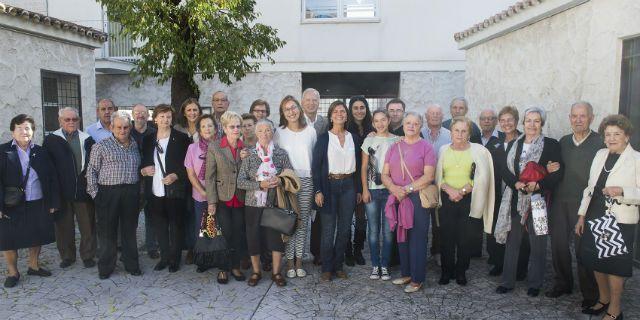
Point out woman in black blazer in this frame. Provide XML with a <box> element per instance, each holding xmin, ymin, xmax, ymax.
<box><xmin>0</xmin><ymin>114</ymin><xmax>60</xmax><ymax>288</ymax></box>
<box><xmin>141</xmin><ymin>104</ymin><xmax>190</xmax><ymax>273</ymax></box>
<box><xmin>494</xmin><ymin>107</ymin><xmax>563</xmax><ymax>297</ymax></box>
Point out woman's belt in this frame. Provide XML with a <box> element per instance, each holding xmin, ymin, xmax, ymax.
<box><xmin>328</xmin><ymin>173</ymin><xmax>353</xmax><ymax>180</ymax></box>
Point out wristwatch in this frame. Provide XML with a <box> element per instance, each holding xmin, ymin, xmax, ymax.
<box><xmin>406</xmin><ymin>185</ymin><xmax>414</xmax><ymax>193</ymax></box>
<box><xmin>461</xmin><ymin>188</ymin><xmax>467</xmax><ymax>195</ymax></box>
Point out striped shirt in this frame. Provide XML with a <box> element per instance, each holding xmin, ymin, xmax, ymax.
<box><xmin>86</xmin><ymin>135</ymin><xmax>141</xmax><ymax>198</ymax></box>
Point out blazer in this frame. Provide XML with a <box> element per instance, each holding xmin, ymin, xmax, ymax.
<box><xmin>311</xmin><ymin>114</ymin><xmax>328</xmax><ymax>136</ymax></box>
<box><xmin>141</xmin><ymin>129</ymin><xmax>190</xmax><ymax>199</ymax></box>
<box><xmin>436</xmin><ymin>143</ymin><xmax>495</xmax><ymax>233</ymax></box>
<box><xmin>205</xmin><ymin>138</ymin><xmax>245</xmax><ymax>204</ymax></box>
<box><xmin>236</xmin><ymin>146</ymin><xmax>293</xmax><ymax>207</ymax></box>
<box><xmin>43</xmin><ymin>129</ymin><xmax>94</xmax><ymax>202</ymax></box>
<box><xmin>501</xmin><ymin>136</ymin><xmax>564</xmax><ymax>215</ymax></box>
<box><xmin>311</xmin><ymin>131</ymin><xmax>362</xmax><ymax>210</ymax></box>
<box><xmin>0</xmin><ymin>142</ymin><xmax>60</xmax><ymax>213</ymax></box>
<box><xmin>578</xmin><ymin>144</ymin><xmax>640</xmax><ymax>224</ymax></box>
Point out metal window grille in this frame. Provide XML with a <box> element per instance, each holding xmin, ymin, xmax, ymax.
<box><xmin>303</xmin><ymin>0</ymin><xmax>378</xmax><ymax>20</ymax></box>
<box><xmin>107</xmin><ymin>21</ymin><xmax>135</xmax><ymax>60</ymax></box>
<box><xmin>317</xmin><ymin>97</ymin><xmax>393</xmax><ymax>117</ymax></box>
<box><xmin>41</xmin><ymin>70</ymin><xmax>82</xmax><ymax>136</ymax></box>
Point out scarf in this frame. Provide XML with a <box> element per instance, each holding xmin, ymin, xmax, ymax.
<box><xmin>197</xmin><ymin>138</ymin><xmax>209</xmax><ymax>180</ymax></box>
<box><xmin>494</xmin><ymin>134</ymin><xmax>545</xmax><ymax>244</ymax></box>
<box><xmin>385</xmin><ymin>194</ymin><xmax>414</xmax><ymax>243</ymax></box>
<box><xmin>254</xmin><ymin>142</ymin><xmax>277</xmax><ymax>207</ymax></box>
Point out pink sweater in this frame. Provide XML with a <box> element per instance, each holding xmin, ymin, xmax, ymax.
<box><xmin>385</xmin><ymin>194</ymin><xmax>414</xmax><ymax>243</ymax></box>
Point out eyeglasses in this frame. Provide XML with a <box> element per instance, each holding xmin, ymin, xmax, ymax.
<box><xmin>62</xmin><ymin>118</ymin><xmax>79</xmax><ymax>123</ymax></box>
<box><xmin>155</xmin><ymin>141</ymin><xmax>164</xmax><ymax>154</ymax></box>
<box><xmin>283</xmin><ymin>106</ymin><xmax>298</xmax><ymax>113</ymax></box>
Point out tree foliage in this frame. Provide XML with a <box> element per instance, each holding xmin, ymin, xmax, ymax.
<box><xmin>98</xmin><ymin>0</ymin><xmax>285</xmax><ymax>106</ymax></box>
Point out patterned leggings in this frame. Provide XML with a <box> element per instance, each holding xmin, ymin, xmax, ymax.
<box><xmin>286</xmin><ymin>177</ymin><xmax>313</xmax><ymax>260</ymax></box>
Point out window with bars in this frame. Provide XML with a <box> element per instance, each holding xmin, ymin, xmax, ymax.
<box><xmin>303</xmin><ymin>0</ymin><xmax>379</xmax><ymax>21</ymax></box>
<box><xmin>41</xmin><ymin>71</ymin><xmax>82</xmax><ymax>136</ymax></box>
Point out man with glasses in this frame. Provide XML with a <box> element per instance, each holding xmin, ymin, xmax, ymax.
<box><xmin>212</xmin><ymin>91</ymin><xmax>230</xmax><ymax>138</ymax></box>
<box><xmin>43</xmin><ymin>107</ymin><xmax>97</xmax><ymax>269</ymax></box>
<box><xmin>87</xmin><ymin>99</ymin><xmax>117</xmax><ymax>142</ymax></box>
<box><xmin>479</xmin><ymin>109</ymin><xmax>503</xmax><ymax>147</ymax></box>
<box><xmin>386</xmin><ymin>98</ymin><xmax>406</xmax><ymax>136</ymax></box>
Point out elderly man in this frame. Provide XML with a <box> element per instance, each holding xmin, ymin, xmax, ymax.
<box><xmin>43</xmin><ymin>107</ymin><xmax>96</xmax><ymax>269</ymax></box>
<box><xmin>129</xmin><ymin>104</ymin><xmax>159</xmax><ymax>259</ymax></box>
<box><xmin>479</xmin><ymin>109</ymin><xmax>504</xmax><ymax>146</ymax></box>
<box><xmin>212</xmin><ymin>91</ymin><xmax>230</xmax><ymax>138</ymax></box>
<box><xmin>302</xmin><ymin>88</ymin><xmax>328</xmax><ymax>136</ymax></box>
<box><xmin>87</xmin><ymin>99</ymin><xmax>117</xmax><ymax>142</ymax></box>
<box><xmin>442</xmin><ymin>97</ymin><xmax>481</xmax><ymax>143</ymax></box>
<box><xmin>249</xmin><ymin>99</ymin><xmax>270</xmax><ymax>121</ymax></box>
<box><xmin>87</xmin><ymin>111</ymin><xmax>142</xmax><ymax>279</ymax></box>
<box><xmin>386</xmin><ymin>98</ymin><xmax>406</xmax><ymax>136</ymax></box>
<box><xmin>546</xmin><ymin>102</ymin><xmax>603</xmax><ymax>306</ymax></box>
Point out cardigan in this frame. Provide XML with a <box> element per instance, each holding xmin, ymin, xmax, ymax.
<box><xmin>43</xmin><ymin>129</ymin><xmax>94</xmax><ymax>202</ymax></box>
<box><xmin>578</xmin><ymin>144</ymin><xmax>640</xmax><ymax>224</ymax></box>
<box><xmin>436</xmin><ymin>143</ymin><xmax>495</xmax><ymax>233</ymax></box>
<box><xmin>312</xmin><ymin>131</ymin><xmax>362</xmax><ymax>199</ymax></box>
<box><xmin>141</xmin><ymin>128</ymin><xmax>190</xmax><ymax>199</ymax></box>
<box><xmin>236</xmin><ymin>146</ymin><xmax>293</xmax><ymax>207</ymax></box>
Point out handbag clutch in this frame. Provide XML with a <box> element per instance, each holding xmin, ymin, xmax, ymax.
<box><xmin>3</xmin><ymin>155</ymin><xmax>31</xmax><ymax>208</ymax></box>
<box><xmin>193</xmin><ymin>209</ymin><xmax>229</xmax><ymax>269</ymax></box>
<box><xmin>587</xmin><ymin>197</ymin><xmax>629</xmax><ymax>259</ymax></box>
<box><xmin>520</xmin><ymin>161</ymin><xmax>547</xmax><ymax>183</ymax></box>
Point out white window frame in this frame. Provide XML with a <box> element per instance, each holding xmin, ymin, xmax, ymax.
<box><xmin>301</xmin><ymin>0</ymin><xmax>380</xmax><ymax>24</ymax></box>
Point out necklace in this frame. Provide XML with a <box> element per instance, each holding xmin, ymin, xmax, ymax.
<box><xmin>603</xmin><ymin>163</ymin><xmax>614</xmax><ymax>173</ymax></box>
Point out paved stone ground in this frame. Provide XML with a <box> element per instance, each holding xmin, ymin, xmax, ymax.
<box><xmin>1</xmin><ymin>215</ymin><xmax>639</xmax><ymax>319</ymax></box>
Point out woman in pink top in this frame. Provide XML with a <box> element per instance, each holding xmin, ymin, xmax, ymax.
<box><xmin>382</xmin><ymin>111</ymin><xmax>436</xmax><ymax>293</ymax></box>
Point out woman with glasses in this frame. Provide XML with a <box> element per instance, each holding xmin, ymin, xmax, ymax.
<box><xmin>274</xmin><ymin>95</ymin><xmax>317</xmax><ymax>278</ymax></box>
<box><xmin>141</xmin><ymin>104</ymin><xmax>190</xmax><ymax>273</ymax></box>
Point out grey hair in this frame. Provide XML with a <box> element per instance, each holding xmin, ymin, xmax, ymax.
<box><xmin>403</xmin><ymin>111</ymin><xmax>424</xmax><ymax>127</ymax></box>
<box><xmin>302</xmin><ymin>88</ymin><xmax>320</xmax><ymax>99</ymax></box>
<box><xmin>523</xmin><ymin>106</ymin><xmax>547</xmax><ymax>126</ymax></box>
<box><xmin>111</xmin><ymin>110</ymin><xmax>131</xmax><ymax>124</ymax></box>
<box><xmin>58</xmin><ymin>107</ymin><xmax>79</xmax><ymax>118</ymax></box>
<box><xmin>425</xmin><ymin>102</ymin><xmax>442</xmax><ymax>113</ymax></box>
<box><xmin>571</xmin><ymin>101</ymin><xmax>594</xmax><ymax>116</ymax></box>
<box><xmin>255</xmin><ymin>119</ymin><xmax>274</xmax><ymax>133</ymax></box>
<box><xmin>449</xmin><ymin>97</ymin><xmax>468</xmax><ymax>110</ymax></box>
<box><xmin>97</xmin><ymin>98</ymin><xmax>115</xmax><ymax>109</ymax></box>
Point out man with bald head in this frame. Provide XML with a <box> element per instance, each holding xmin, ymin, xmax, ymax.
<box><xmin>442</xmin><ymin>97</ymin><xmax>481</xmax><ymax>143</ymax></box>
<box><xmin>212</xmin><ymin>91</ymin><xmax>230</xmax><ymax>138</ymax></box>
<box><xmin>87</xmin><ymin>99</ymin><xmax>117</xmax><ymax>142</ymax></box>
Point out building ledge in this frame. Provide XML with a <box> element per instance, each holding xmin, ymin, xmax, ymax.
<box><xmin>96</xmin><ymin>58</ymin><xmax>134</xmax><ymax>74</ymax></box>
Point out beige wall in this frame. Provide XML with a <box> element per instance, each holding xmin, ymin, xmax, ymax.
<box><xmin>463</xmin><ymin>0</ymin><xmax>640</xmax><ymax>138</ymax></box>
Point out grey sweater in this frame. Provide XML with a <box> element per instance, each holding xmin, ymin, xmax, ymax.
<box><xmin>554</xmin><ymin>131</ymin><xmax>605</xmax><ymax>200</ymax></box>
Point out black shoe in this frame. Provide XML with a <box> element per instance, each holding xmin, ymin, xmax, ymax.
<box><xmin>581</xmin><ymin>299</ymin><xmax>596</xmax><ymax>309</ymax></box>
<box><xmin>196</xmin><ymin>266</ymin><xmax>209</xmax><ymax>273</ymax></box>
<box><xmin>231</xmin><ymin>270</ymin><xmax>246</xmax><ymax>281</ymax></box>
<box><xmin>516</xmin><ymin>272</ymin><xmax>527</xmax><ymax>281</ymax></box>
<box><xmin>456</xmin><ymin>273</ymin><xmax>467</xmax><ymax>286</ymax></box>
<box><xmin>488</xmin><ymin>266</ymin><xmax>502</xmax><ymax>276</ymax></box>
<box><xmin>438</xmin><ymin>274</ymin><xmax>450</xmax><ymax>285</ymax></box>
<box><xmin>354</xmin><ymin>252</ymin><xmax>365</xmax><ymax>265</ymax></box>
<box><xmin>148</xmin><ymin>250</ymin><xmax>160</xmax><ymax>259</ymax></box>
<box><xmin>27</xmin><ymin>267</ymin><xmax>52</xmax><ymax>277</ymax></box>
<box><xmin>4</xmin><ymin>274</ymin><xmax>19</xmax><ymax>288</ymax></box>
<box><xmin>83</xmin><ymin>259</ymin><xmax>96</xmax><ymax>268</ymax></box>
<box><xmin>545</xmin><ymin>287</ymin><xmax>572</xmax><ymax>298</ymax></box>
<box><xmin>345</xmin><ymin>255</ymin><xmax>355</xmax><ymax>267</ymax></box>
<box><xmin>59</xmin><ymin>259</ymin><xmax>75</xmax><ymax>269</ymax></box>
<box><xmin>154</xmin><ymin>261</ymin><xmax>168</xmax><ymax>271</ymax></box>
<box><xmin>217</xmin><ymin>272</ymin><xmax>228</xmax><ymax>284</ymax></box>
<box><xmin>495</xmin><ymin>286</ymin><xmax>513</xmax><ymax>294</ymax></box>
<box><xmin>313</xmin><ymin>256</ymin><xmax>321</xmax><ymax>266</ymax></box>
<box><xmin>527</xmin><ymin>288</ymin><xmax>540</xmax><ymax>297</ymax></box>
<box><xmin>168</xmin><ymin>264</ymin><xmax>179</xmax><ymax>273</ymax></box>
<box><xmin>582</xmin><ymin>301</ymin><xmax>609</xmax><ymax>315</ymax></box>
<box><xmin>128</xmin><ymin>269</ymin><xmax>142</xmax><ymax>276</ymax></box>
<box><xmin>99</xmin><ymin>273</ymin><xmax>110</xmax><ymax>280</ymax></box>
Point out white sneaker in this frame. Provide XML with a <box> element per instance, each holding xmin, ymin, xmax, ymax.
<box><xmin>380</xmin><ymin>267</ymin><xmax>391</xmax><ymax>281</ymax></box>
<box><xmin>286</xmin><ymin>269</ymin><xmax>296</xmax><ymax>278</ymax></box>
<box><xmin>296</xmin><ymin>268</ymin><xmax>306</xmax><ymax>277</ymax></box>
<box><xmin>369</xmin><ymin>266</ymin><xmax>380</xmax><ymax>280</ymax></box>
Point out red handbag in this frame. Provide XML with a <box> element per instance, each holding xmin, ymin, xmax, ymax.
<box><xmin>519</xmin><ymin>161</ymin><xmax>547</xmax><ymax>183</ymax></box>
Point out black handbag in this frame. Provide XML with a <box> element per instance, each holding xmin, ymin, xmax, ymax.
<box><xmin>260</xmin><ymin>189</ymin><xmax>297</xmax><ymax>236</ymax></box>
<box><xmin>587</xmin><ymin>197</ymin><xmax>629</xmax><ymax>259</ymax></box>
<box><xmin>3</xmin><ymin>155</ymin><xmax>31</xmax><ymax>208</ymax></box>
<box><xmin>155</xmin><ymin>145</ymin><xmax>184</xmax><ymax>199</ymax></box>
<box><xmin>193</xmin><ymin>208</ymin><xmax>230</xmax><ymax>269</ymax></box>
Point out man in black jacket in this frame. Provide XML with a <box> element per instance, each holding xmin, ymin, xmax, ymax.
<box><xmin>43</xmin><ymin>107</ymin><xmax>96</xmax><ymax>269</ymax></box>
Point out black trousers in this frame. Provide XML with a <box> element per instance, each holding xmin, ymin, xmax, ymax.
<box><xmin>150</xmin><ymin>196</ymin><xmax>184</xmax><ymax>266</ymax></box>
<box><xmin>439</xmin><ymin>193</ymin><xmax>472</xmax><ymax>276</ymax></box>
<box><xmin>95</xmin><ymin>184</ymin><xmax>140</xmax><ymax>275</ymax></box>
<box><xmin>310</xmin><ymin>213</ymin><xmax>322</xmax><ymax>260</ymax></box>
<box><xmin>469</xmin><ymin>217</ymin><xmax>484</xmax><ymax>257</ymax></box>
<box><xmin>430</xmin><ymin>210</ymin><xmax>441</xmax><ymax>255</ymax></box>
<box><xmin>346</xmin><ymin>203</ymin><xmax>367</xmax><ymax>257</ymax></box>
<box><xmin>217</xmin><ymin>203</ymin><xmax>246</xmax><ymax>270</ymax></box>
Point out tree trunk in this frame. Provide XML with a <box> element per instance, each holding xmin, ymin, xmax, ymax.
<box><xmin>171</xmin><ymin>71</ymin><xmax>200</xmax><ymax>110</ymax></box>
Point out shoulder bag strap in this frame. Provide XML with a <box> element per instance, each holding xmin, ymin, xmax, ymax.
<box><xmin>21</xmin><ymin>154</ymin><xmax>32</xmax><ymax>190</ymax></box>
<box><xmin>155</xmin><ymin>147</ymin><xmax>167</xmax><ymax>178</ymax></box>
<box><xmin>397</xmin><ymin>142</ymin><xmax>415</xmax><ymax>184</ymax></box>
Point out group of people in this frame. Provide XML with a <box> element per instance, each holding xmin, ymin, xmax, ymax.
<box><xmin>0</xmin><ymin>90</ymin><xmax>637</xmax><ymax>320</ymax></box>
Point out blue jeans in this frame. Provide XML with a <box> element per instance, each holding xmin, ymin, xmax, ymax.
<box><xmin>320</xmin><ymin>178</ymin><xmax>356</xmax><ymax>273</ymax></box>
<box><xmin>397</xmin><ymin>193</ymin><xmax>430</xmax><ymax>283</ymax></box>
<box><xmin>365</xmin><ymin>188</ymin><xmax>392</xmax><ymax>268</ymax></box>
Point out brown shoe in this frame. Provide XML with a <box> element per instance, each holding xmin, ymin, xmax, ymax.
<box><xmin>320</xmin><ymin>272</ymin><xmax>332</xmax><ymax>282</ymax></box>
<box><xmin>248</xmin><ymin>273</ymin><xmax>261</xmax><ymax>287</ymax></box>
<box><xmin>335</xmin><ymin>271</ymin><xmax>348</xmax><ymax>279</ymax></box>
<box><xmin>185</xmin><ymin>250</ymin><xmax>194</xmax><ymax>265</ymax></box>
<box><xmin>271</xmin><ymin>273</ymin><xmax>287</xmax><ymax>287</ymax></box>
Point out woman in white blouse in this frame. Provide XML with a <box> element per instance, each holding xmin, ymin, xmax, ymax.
<box><xmin>274</xmin><ymin>95</ymin><xmax>317</xmax><ymax>278</ymax></box>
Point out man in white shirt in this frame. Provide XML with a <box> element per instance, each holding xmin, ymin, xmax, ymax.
<box><xmin>302</xmin><ymin>88</ymin><xmax>327</xmax><ymax>136</ymax></box>
<box><xmin>86</xmin><ymin>99</ymin><xmax>117</xmax><ymax>143</ymax></box>
<box><xmin>479</xmin><ymin>109</ymin><xmax>503</xmax><ymax>147</ymax></box>
<box><xmin>421</xmin><ymin>103</ymin><xmax>451</xmax><ymax>157</ymax></box>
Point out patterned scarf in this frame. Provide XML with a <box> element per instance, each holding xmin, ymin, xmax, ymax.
<box><xmin>494</xmin><ymin>134</ymin><xmax>545</xmax><ymax>244</ymax></box>
<box><xmin>197</xmin><ymin>138</ymin><xmax>210</xmax><ymax>180</ymax></box>
<box><xmin>254</xmin><ymin>141</ymin><xmax>277</xmax><ymax>206</ymax></box>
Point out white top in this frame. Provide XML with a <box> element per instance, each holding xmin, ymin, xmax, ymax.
<box><xmin>327</xmin><ymin>131</ymin><xmax>356</xmax><ymax>174</ymax></box>
<box><xmin>275</xmin><ymin>125</ymin><xmax>317</xmax><ymax>178</ymax></box>
<box><xmin>152</xmin><ymin>137</ymin><xmax>170</xmax><ymax>197</ymax></box>
<box><xmin>521</xmin><ymin>142</ymin><xmax>531</xmax><ymax>157</ymax></box>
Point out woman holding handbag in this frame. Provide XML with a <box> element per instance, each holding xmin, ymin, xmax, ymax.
<box><xmin>435</xmin><ymin>116</ymin><xmax>495</xmax><ymax>287</ymax></box>
<box><xmin>494</xmin><ymin>107</ymin><xmax>563</xmax><ymax>297</ymax></box>
<box><xmin>576</xmin><ymin>115</ymin><xmax>639</xmax><ymax>320</ymax></box>
<box><xmin>381</xmin><ymin>112</ymin><xmax>436</xmax><ymax>293</ymax></box>
<box><xmin>237</xmin><ymin>119</ymin><xmax>294</xmax><ymax>287</ymax></box>
<box><xmin>141</xmin><ymin>104</ymin><xmax>190</xmax><ymax>273</ymax></box>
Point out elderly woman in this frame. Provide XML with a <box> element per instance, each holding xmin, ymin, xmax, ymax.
<box><xmin>435</xmin><ymin>116</ymin><xmax>495</xmax><ymax>287</ymax></box>
<box><xmin>237</xmin><ymin>120</ymin><xmax>293</xmax><ymax>287</ymax></box>
<box><xmin>495</xmin><ymin>107</ymin><xmax>563</xmax><ymax>297</ymax></box>
<box><xmin>0</xmin><ymin>114</ymin><xmax>59</xmax><ymax>288</ymax></box>
<box><xmin>274</xmin><ymin>95</ymin><xmax>317</xmax><ymax>278</ymax></box>
<box><xmin>205</xmin><ymin>111</ymin><xmax>248</xmax><ymax>284</ymax></box>
<box><xmin>576</xmin><ymin>115</ymin><xmax>639</xmax><ymax>320</ymax></box>
<box><xmin>312</xmin><ymin>101</ymin><xmax>362</xmax><ymax>282</ymax></box>
<box><xmin>141</xmin><ymin>105</ymin><xmax>190</xmax><ymax>273</ymax></box>
<box><xmin>184</xmin><ymin>114</ymin><xmax>216</xmax><ymax>273</ymax></box>
<box><xmin>382</xmin><ymin>112</ymin><xmax>436</xmax><ymax>293</ymax></box>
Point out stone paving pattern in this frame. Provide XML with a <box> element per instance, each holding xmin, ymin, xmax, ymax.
<box><xmin>1</xmin><ymin>215</ymin><xmax>639</xmax><ymax>319</ymax></box>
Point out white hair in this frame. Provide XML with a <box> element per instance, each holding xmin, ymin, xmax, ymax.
<box><xmin>403</xmin><ymin>111</ymin><xmax>424</xmax><ymax>127</ymax></box>
<box><xmin>58</xmin><ymin>107</ymin><xmax>79</xmax><ymax>118</ymax></box>
<box><xmin>255</xmin><ymin>119</ymin><xmax>274</xmax><ymax>133</ymax></box>
<box><xmin>302</xmin><ymin>88</ymin><xmax>320</xmax><ymax>99</ymax></box>
<box><xmin>111</xmin><ymin>110</ymin><xmax>131</xmax><ymax>124</ymax></box>
<box><xmin>523</xmin><ymin>106</ymin><xmax>547</xmax><ymax>126</ymax></box>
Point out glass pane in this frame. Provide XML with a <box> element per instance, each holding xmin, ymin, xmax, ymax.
<box><xmin>43</xmin><ymin>106</ymin><xmax>59</xmax><ymax>133</ymax></box>
<box><xmin>305</xmin><ymin>0</ymin><xmax>338</xmax><ymax>19</ymax></box>
<box><xmin>343</xmin><ymin>0</ymin><xmax>376</xmax><ymax>18</ymax></box>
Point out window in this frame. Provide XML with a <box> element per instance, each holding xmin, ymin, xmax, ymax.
<box><xmin>107</xmin><ymin>21</ymin><xmax>135</xmax><ymax>61</ymax></box>
<box><xmin>303</xmin><ymin>0</ymin><xmax>378</xmax><ymax>22</ymax></box>
<box><xmin>41</xmin><ymin>71</ymin><xmax>82</xmax><ymax>136</ymax></box>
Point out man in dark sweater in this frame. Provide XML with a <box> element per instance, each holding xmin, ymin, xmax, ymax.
<box><xmin>545</xmin><ymin>102</ymin><xmax>604</xmax><ymax>308</ymax></box>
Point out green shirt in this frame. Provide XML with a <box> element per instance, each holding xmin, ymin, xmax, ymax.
<box><xmin>441</xmin><ymin>147</ymin><xmax>473</xmax><ymax>189</ymax></box>
<box><xmin>361</xmin><ymin>135</ymin><xmax>399</xmax><ymax>189</ymax></box>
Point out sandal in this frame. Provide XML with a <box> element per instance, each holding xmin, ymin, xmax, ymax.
<box><xmin>248</xmin><ymin>273</ymin><xmax>261</xmax><ymax>287</ymax></box>
<box><xmin>604</xmin><ymin>312</ymin><xmax>623</xmax><ymax>320</ymax></box>
<box><xmin>217</xmin><ymin>271</ymin><xmax>228</xmax><ymax>284</ymax></box>
<box><xmin>271</xmin><ymin>273</ymin><xmax>287</xmax><ymax>287</ymax></box>
<box><xmin>582</xmin><ymin>301</ymin><xmax>610</xmax><ymax>315</ymax></box>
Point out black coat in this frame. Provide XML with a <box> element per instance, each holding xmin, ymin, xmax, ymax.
<box><xmin>43</xmin><ymin>130</ymin><xmax>95</xmax><ymax>202</ymax></box>
<box><xmin>141</xmin><ymin>128</ymin><xmax>190</xmax><ymax>199</ymax></box>
<box><xmin>0</xmin><ymin>142</ymin><xmax>60</xmax><ymax>213</ymax></box>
